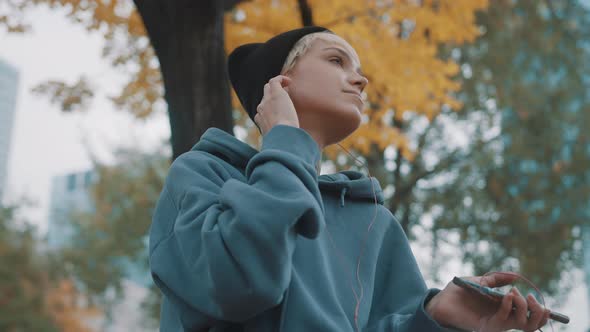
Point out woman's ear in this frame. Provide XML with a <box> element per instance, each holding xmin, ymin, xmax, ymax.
<box><xmin>282</xmin><ymin>69</ymin><xmax>294</xmax><ymax>79</ymax></box>
<box><xmin>282</xmin><ymin>72</ymin><xmax>293</xmax><ymax>93</ymax></box>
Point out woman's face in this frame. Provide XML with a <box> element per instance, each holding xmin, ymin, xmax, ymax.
<box><xmin>283</xmin><ymin>33</ymin><xmax>368</xmax><ymax>148</ymax></box>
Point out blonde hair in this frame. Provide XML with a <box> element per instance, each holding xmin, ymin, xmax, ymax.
<box><xmin>280</xmin><ymin>31</ymin><xmax>336</xmax><ymax>74</ymax></box>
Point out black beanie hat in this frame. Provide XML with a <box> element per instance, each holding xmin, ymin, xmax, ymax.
<box><xmin>227</xmin><ymin>26</ymin><xmax>333</xmax><ymax>127</ymax></box>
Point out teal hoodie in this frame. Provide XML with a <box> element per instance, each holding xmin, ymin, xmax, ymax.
<box><xmin>149</xmin><ymin>124</ymin><xmax>453</xmax><ymax>331</ymax></box>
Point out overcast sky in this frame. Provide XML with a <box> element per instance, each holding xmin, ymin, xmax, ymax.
<box><xmin>1</xmin><ymin>6</ymin><xmax>169</xmax><ymax>229</ymax></box>
<box><xmin>0</xmin><ymin>4</ymin><xmax>588</xmax><ymax>330</ymax></box>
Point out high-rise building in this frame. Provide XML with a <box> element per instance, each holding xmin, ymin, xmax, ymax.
<box><xmin>0</xmin><ymin>58</ymin><xmax>19</xmax><ymax>202</ymax></box>
<box><xmin>48</xmin><ymin>168</ymin><xmax>151</xmax><ymax>287</ymax></box>
<box><xmin>47</xmin><ymin>169</ymin><xmax>96</xmax><ymax>249</ymax></box>
<box><xmin>48</xmin><ymin>168</ymin><xmax>154</xmax><ymax>331</ymax></box>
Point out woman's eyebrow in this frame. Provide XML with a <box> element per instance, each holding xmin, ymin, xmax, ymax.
<box><xmin>322</xmin><ymin>47</ymin><xmax>364</xmax><ymax>77</ymax></box>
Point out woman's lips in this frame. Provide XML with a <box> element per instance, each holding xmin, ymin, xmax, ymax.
<box><xmin>344</xmin><ymin>91</ymin><xmax>363</xmax><ymax>101</ymax></box>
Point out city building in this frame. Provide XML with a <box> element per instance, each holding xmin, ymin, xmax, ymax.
<box><xmin>48</xmin><ymin>168</ymin><xmax>153</xmax><ymax>331</ymax></box>
<box><xmin>0</xmin><ymin>58</ymin><xmax>19</xmax><ymax>202</ymax></box>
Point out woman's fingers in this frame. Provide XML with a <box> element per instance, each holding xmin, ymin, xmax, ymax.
<box><xmin>470</xmin><ymin>272</ymin><xmax>554</xmax><ymax>332</ymax></box>
<box><xmin>523</xmin><ymin>294</ymin><xmax>544</xmax><ymax>331</ymax></box>
<box><xmin>255</xmin><ymin>75</ymin><xmax>299</xmax><ymax>132</ymax></box>
<box><xmin>480</xmin><ymin>272</ymin><xmax>520</xmax><ymax>288</ymax></box>
<box><xmin>263</xmin><ymin>75</ymin><xmax>285</xmax><ymax>100</ymax></box>
<box><xmin>485</xmin><ymin>288</ymin><xmax>553</xmax><ymax>332</ymax></box>
<box><xmin>496</xmin><ymin>290</ymin><xmax>514</xmax><ymax>321</ymax></box>
<box><xmin>479</xmin><ymin>290</ymin><xmax>514</xmax><ymax>332</ymax></box>
<box><xmin>512</xmin><ymin>287</ymin><xmax>528</xmax><ymax>327</ymax></box>
<box><xmin>539</xmin><ymin>309</ymin><xmax>550</xmax><ymax>329</ymax></box>
<box><xmin>269</xmin><ymin>75</ymin><xmax>290</xmax><ymax>93</ymax></box>
<box><xmin>264</xmin><ymin>82</ymin><xmax>270</xmax><ymax>97</ymax></box>
<box><xmin>254</xmin><ymin>111</ymin><xmax>262</xmax><ymax>125</ymax></box>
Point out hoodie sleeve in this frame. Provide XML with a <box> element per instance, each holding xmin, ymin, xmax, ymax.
<box><xmin>363</xmin><ymin>216</ymin><xmax>465</xmax><ymax>332</ymax></box>
<box><xmin>148</xmin><ymin>125</ymin><xmax>325</xmax><ymax>326</ymax></box>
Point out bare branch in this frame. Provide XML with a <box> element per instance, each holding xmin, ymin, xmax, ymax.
<box><xmin>297</xmin><ymin>0</ymin><xmax>313</xmax><ymax>26</ymax></box>
<box><xmin>390</xmin><ymin>134</ymin><xmax>501</xmax><ymax>214</ymax></box>
<box><xmin>321</xmin><ymin>4</ymin><xmax>393</xmax><ymax>28</ymax></box>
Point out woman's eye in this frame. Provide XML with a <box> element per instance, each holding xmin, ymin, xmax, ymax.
<box><xmin>330</xmin><ymin>57</ymin><xmax>343</xmax><ymax>65</ymax></box>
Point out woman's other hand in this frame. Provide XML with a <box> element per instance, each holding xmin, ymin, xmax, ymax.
<box><xmin>426</xmin><ymin>272</ymin><xmax>551</xmax><ymax>332</ymax></box>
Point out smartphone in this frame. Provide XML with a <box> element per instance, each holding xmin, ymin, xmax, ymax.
<box><xmin>452</xmin><ymin>276</ymin><xmax>570</xmax><ymax>324</ymax></box>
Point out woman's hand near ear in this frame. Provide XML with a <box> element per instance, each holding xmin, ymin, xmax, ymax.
<box><xmin>254</xmin><ymin>75</ymin><xmax>299</xmax><ymax>135</ymax></box>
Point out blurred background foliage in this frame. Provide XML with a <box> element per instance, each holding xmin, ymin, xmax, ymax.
<box><xmin>1</xmin><ymin>0</ymin><xmax>589</xmax><ymax>329</ymax></box>
<box><xmin>0</xmin><ymin>202</ymin><xmax>100</xmax><ymax>331</ymax></box>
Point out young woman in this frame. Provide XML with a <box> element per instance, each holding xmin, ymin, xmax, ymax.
<box><xmin>148</xmin><ymin>26</ymin><xmax>550</xmax><ymax>332</ymax></box>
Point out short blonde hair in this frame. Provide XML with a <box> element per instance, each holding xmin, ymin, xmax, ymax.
<box><xmin>280</xmin><ymin>31</ymin><xmax>336</xmax><ymax>74</ymax></box>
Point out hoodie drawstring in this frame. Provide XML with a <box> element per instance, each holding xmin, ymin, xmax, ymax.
<box><xmin>340</xmin><ymin>187</ymin><xmax>348</xmax><ymax>207</ymax></box>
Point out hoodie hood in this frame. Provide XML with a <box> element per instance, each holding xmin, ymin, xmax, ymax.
<box><xmin>191</xmin><ymin>127</ymin><xmax>384</xmax><ymax>207</ymax></box>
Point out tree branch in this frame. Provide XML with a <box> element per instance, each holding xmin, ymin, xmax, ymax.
<box><xmin>543</xmin><ymin>0</ymin><xmax>559</xmax><ymax>22</ymax></box>
<box><xmin>225</xmin><ymin>20</ymin><xmax>282</xmax><ymax>37</ymax></box>
<box><xmin>400</xmin><ymin>201</ymin><xmax>412</xmax><ymax>234</ymax></box>
<box><xmin>297</xmin><ymin>0</ymin><xmax>313</xmax><ymax>26</ymax></box>
<box><xmin>413</xmin><ymin>108</ymin><xmax>454</xmax><ymax>163</ymax></box>
<box><xmin>321</xmin><ymin>4</ymin><xmax>393</xmax><ymax>29</ymax></box>
<box><xmin>390</xmin><ymin>134</ymin><xmax>501</xmax><ymax>215</ymax></box>
<box><xmin>397</xmin><ymin>149</ymin><xmax>463</xmax><ymax>199</ymax></box>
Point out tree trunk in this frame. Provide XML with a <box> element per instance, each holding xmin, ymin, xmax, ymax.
<box><xmin>134</xmin><ymin>0</ymin><xmax>239</xmax><ymax>161</ymax></box>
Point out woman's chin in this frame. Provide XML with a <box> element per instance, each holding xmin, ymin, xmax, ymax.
<box><xmin>338</xmin><ymin>107</ymin><xmax>363</xmax><ymax>132</ymax></box>
<box><xmin>346</xmin><ymin>105</ymin><xmax>363</xmax><ymax>124</ymax></box>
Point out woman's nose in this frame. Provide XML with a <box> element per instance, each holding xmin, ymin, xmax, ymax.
<box><xmin>350</xmin><ymin>73</ymin><xmax>368</xmax><ymax>92</ymax></box>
